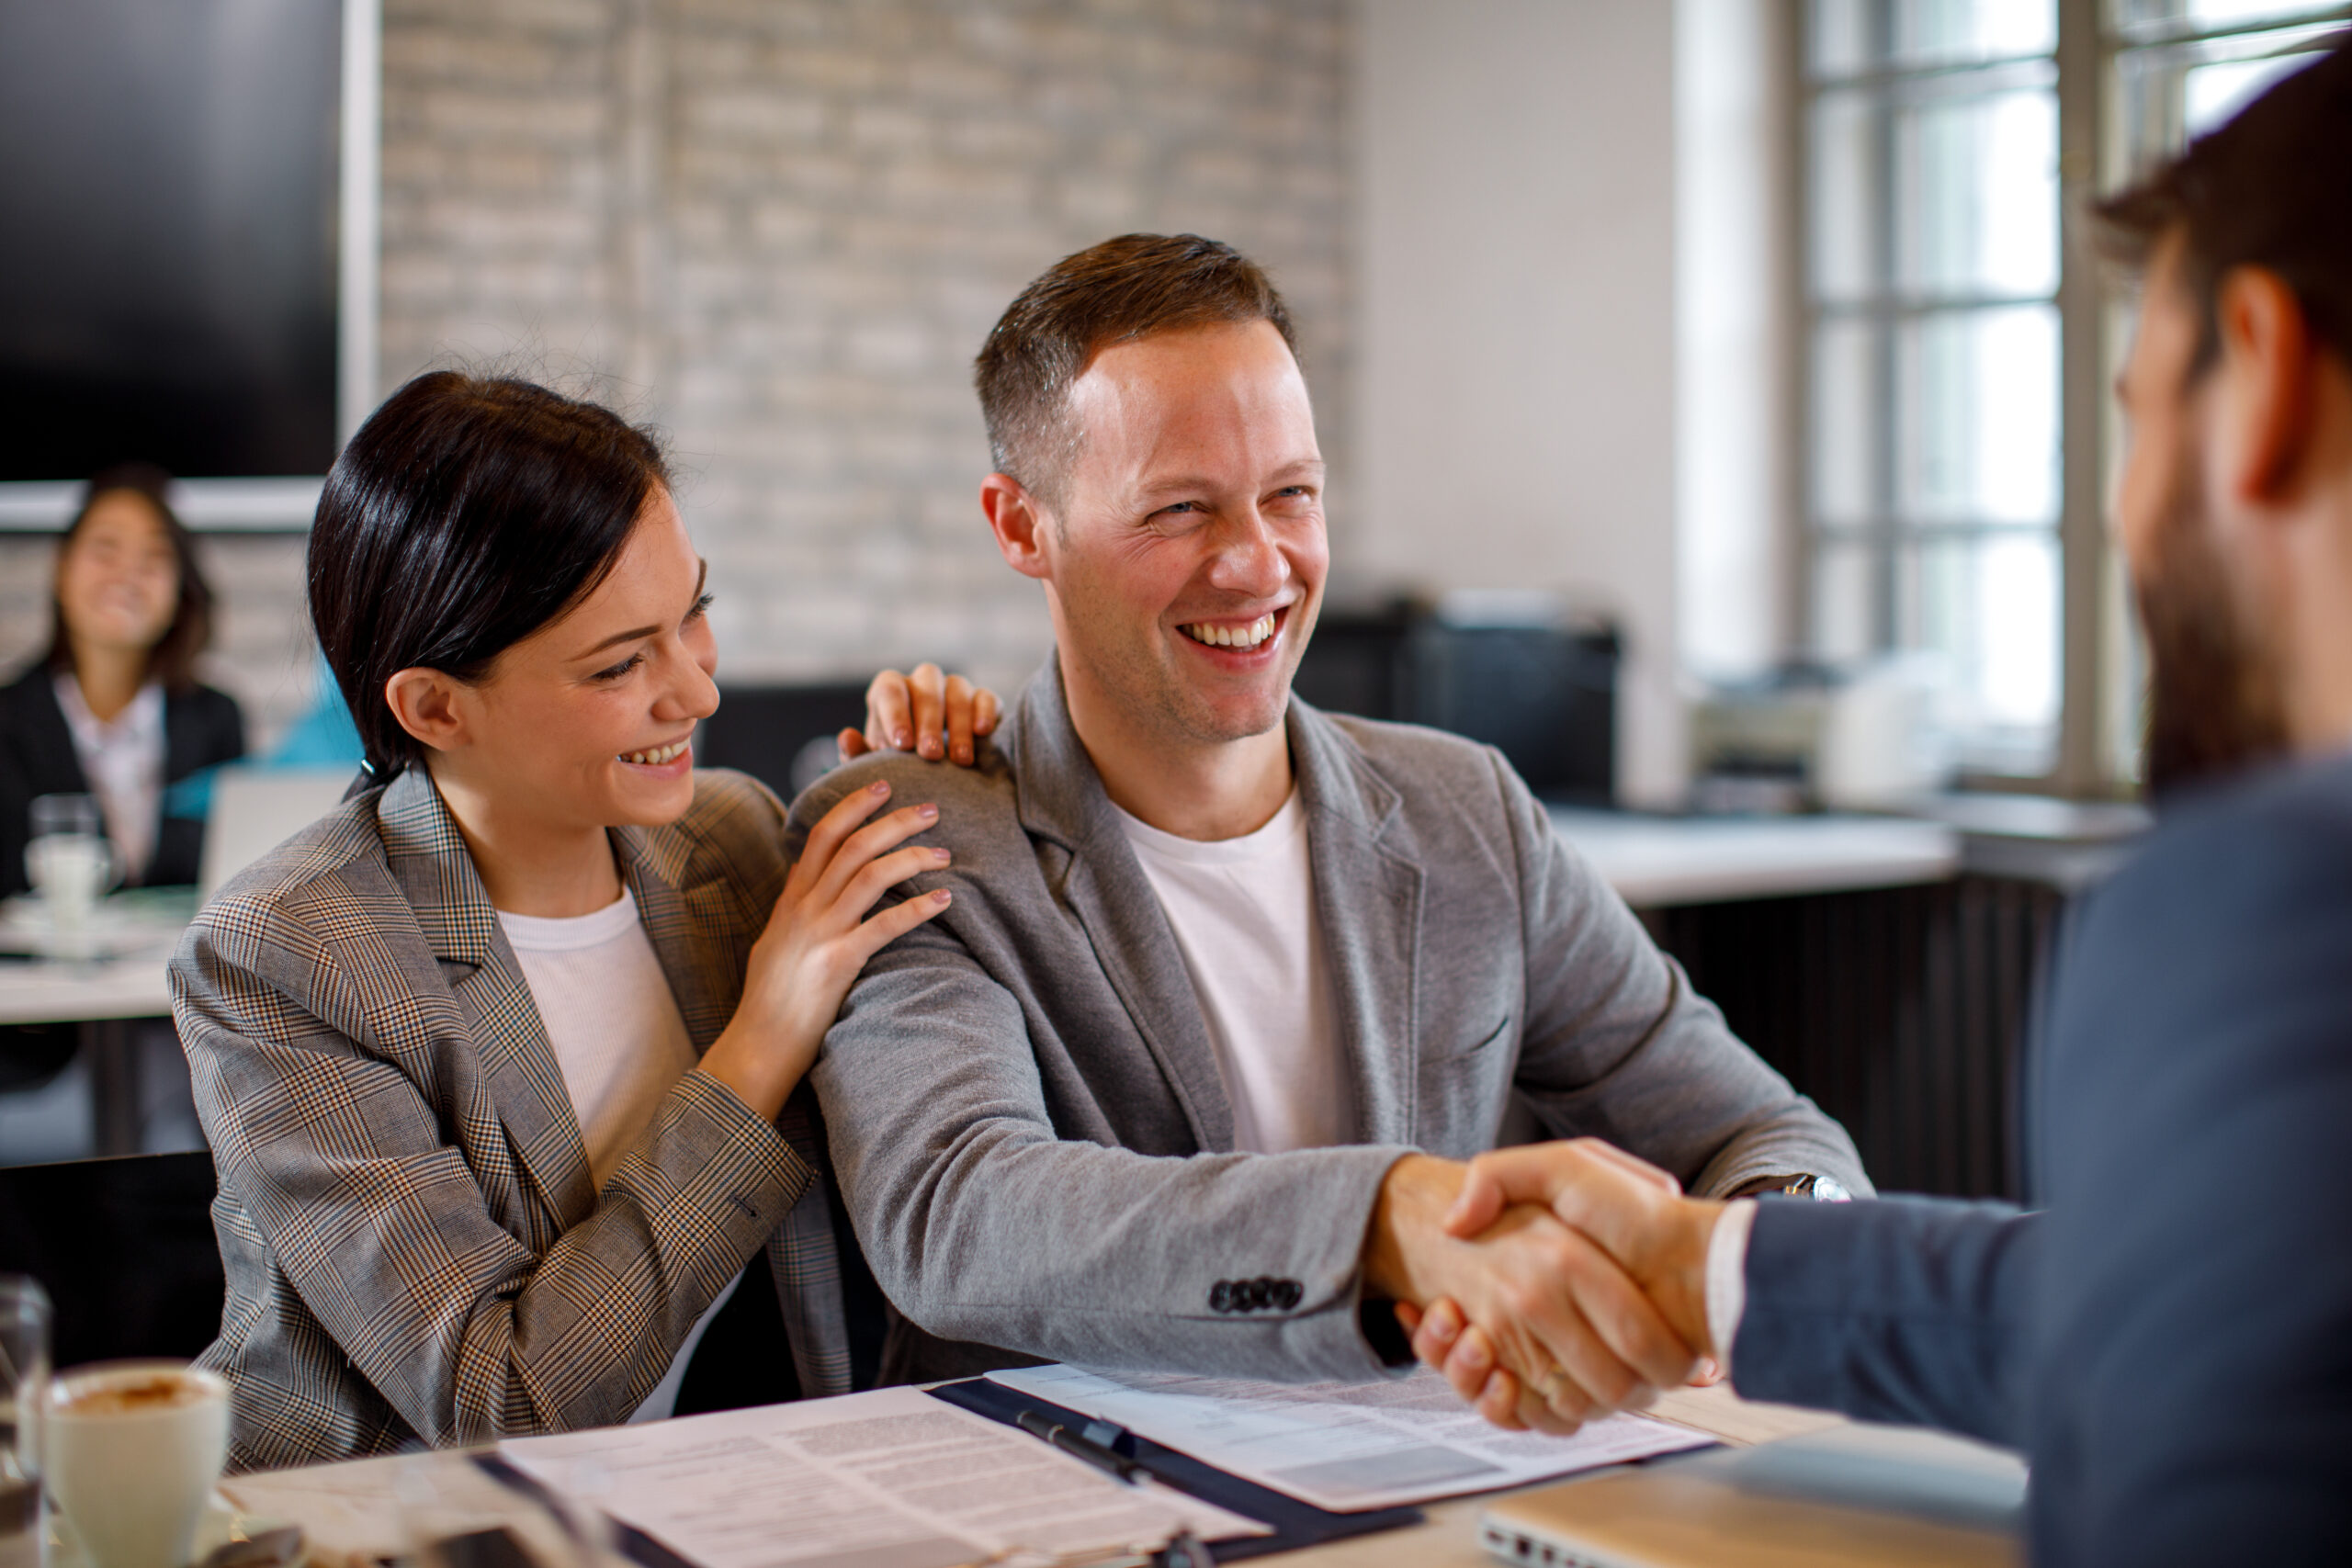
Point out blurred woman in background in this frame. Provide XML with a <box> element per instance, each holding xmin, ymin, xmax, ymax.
<box><xmin>0</xmin><ymin>463</ymin><xmax>244</xmax><ymax>897</ymax></box>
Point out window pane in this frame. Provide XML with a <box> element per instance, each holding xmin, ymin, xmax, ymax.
<box><xmin>1812</xmin><ymin>79</ymin><xmax>2058</xmax><ymax>302</ymax></box>
<box><xmin>2109</xmin><ymin>0</ymin><xmax>2347</xmax><ymax>39</ymax></box>
<box><xmin>1810</xmin><ymin>90</ymin><xmax>1879</xmax><ymax>301</ymax></box>
<box><xmin>2110</xmin><ymin>23</ymin><xmax>2344</xmax><ymax>175</ymax></box>
<box><xmin>1895</xmin><ymin>304</ymin><xmax>2059</xmax><ymax>524</ymax></box>
<box><xmin>1812</xmin><ymin>318</ymin><xmax>1882</xmax><ymax>525</ymax></box>
<box><xmin>1811</xmin><ymin>0</ymin><xmax>1875</xmax><ymax>77</ymax></box>
<box><xmin>1892</xmin><ymin>0</ymin><xmax>2056</xmax><ymax>66</ymax></box>
<box><xmin>1811</xmin><ymin>0</ymin><xmax>2056</xmax><ymax>75</ymax></box>
<box><xmin>1894</xmin><ymin>86</ymin><xmax>2058</xmax><ymax>298</ymax></box>
<box><xmin>1812</xmin><ymin>538</ymin><xmax>1880</xmax><ymax>664</ymax></box>
<box><xmin>1899</xmin><ymin>533</ymin><xmax>2061</xmax><ymax>771</ymax></box>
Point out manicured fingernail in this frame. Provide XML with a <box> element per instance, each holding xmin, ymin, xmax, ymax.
<box><xmin>931</xmin><ymin>888</ymin><xmax>952</xmax><ymax>905</ymax></box>
<box><xmin>955</xmin><ymin>745</ymin><xmax>971</xmax><ymax>762</ymax></box>
<box><xmin>869</xmin><ymin>780</ymin><xmax>890</xmax><ymax>795</ymax></box>
<box><xmin>1460</xmin><ymin>1340</ymin><xmax>1490</xmax><ymax>1373</ymax></box>
<box><xmin>894</xmin><ymin>729</ymin><xmax>911</xmax><ymax>748</ymax></box>
<box><xmin>931</xmin><ymin>847</ymin><xmax>951</xmax><ymax>862</ymax></box>
<box><xmin>918</xmin><ymin>803</ymin><xmax>938</xmax><ymax>819</ymax></box>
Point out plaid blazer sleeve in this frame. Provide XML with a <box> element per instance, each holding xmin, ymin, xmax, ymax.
<box><xmin>174</xmin><ymin>827</ymin><xmax>815</xmax><ymax>1459</ymax></box>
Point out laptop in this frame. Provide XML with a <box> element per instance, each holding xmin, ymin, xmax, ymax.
<box><xmin>1480</xmin><ymin>1424</ymin><xmax>2025</xmax><ymax>1568</ymax></box>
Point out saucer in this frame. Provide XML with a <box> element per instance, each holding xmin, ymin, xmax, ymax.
<box><xmin>48</xmin><ymin>1494</ymin><xmax>308</xmax><ymax>1568</ymax></box>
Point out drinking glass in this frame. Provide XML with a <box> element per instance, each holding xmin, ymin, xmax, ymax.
<box><xmin>0</xmin><ymin>1279</ymin><xmax>51</xmax><ymax>1568</ymax></box>
<box><xmin>24</xmin><ymin>796</ymin><xmax>117</xmax><ymax>957</ymax></box>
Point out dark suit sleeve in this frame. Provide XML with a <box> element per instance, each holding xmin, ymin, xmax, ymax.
<box><xmin>2024</xmin><ymin>773</ymin><xmax>2352</xmax><ymax>1567</ymax></box>
<box><xmin>1732</xmin><ymin>1196</ymin><xmax>2037</xmax><ymax>1446</ymax></box>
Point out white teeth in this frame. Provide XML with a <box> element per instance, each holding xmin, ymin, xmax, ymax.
<box><xmin>1182</xmin><ymin>614</ymin><xmax>1277</xmax><ymax>650</ymax></box>
<box><xmin>620</xmin><ymin>739</ymin><xmax>688</xmax><ymax>766</ymax></box>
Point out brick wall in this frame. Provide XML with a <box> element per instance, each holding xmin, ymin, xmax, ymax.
<box><xmin>0</xmin><ymin>0</ymin><xmax>1353</xmax><ymax>748</ymax></box>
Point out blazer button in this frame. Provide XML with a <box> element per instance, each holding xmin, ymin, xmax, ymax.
<box><xmin>1274</xmin><ymin>1280</ymin><xmax>1302</xmax><ymax>1311</ymax></box>
<box><xmin>1208</xmin><ymin>1280</ymin><xmax>1235</xmax><ymax>1313</ymax></box>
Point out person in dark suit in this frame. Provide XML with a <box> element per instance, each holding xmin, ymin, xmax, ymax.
<box><xmin>1397</xmin><ymin>37</ymin><xmax>2352</xmax><ymax>1567</ymax></box>
<box><xmin>0</xmin><ymin>464</ymin><xmax>244</xmax><ymax>897</ymax></box>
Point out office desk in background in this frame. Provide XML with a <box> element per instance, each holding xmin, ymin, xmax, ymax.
<box><xmin>0</xmin><ymin>897</ymin><xmax>187</xmax><ymax>1158</ymax></box>
<box><xmin>1548</xmin><ymin>809</ymin><xmax>1961</xmax><ymax>908</ymax></box>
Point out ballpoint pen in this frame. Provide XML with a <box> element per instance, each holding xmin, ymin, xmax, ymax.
<box><xmin>1016</xmin><ymin>1409</ymin><xmax>1148</xmax><ymax>1484</ymax></box>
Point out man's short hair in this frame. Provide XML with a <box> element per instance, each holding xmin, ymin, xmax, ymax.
<box><xmin>2094</xmin><ymin>35</ymin><xmax>2352</xmax><ymax>374</ymax></box>
<box><xmin>973</xmin><ymin>233</ymin><xmax>1299</xmax><ymax>503</ymax></box>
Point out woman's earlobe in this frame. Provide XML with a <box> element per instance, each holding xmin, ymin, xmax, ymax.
<box><xmin>383</xmin><ymin>667</ymin><xmax>466</xmax><ymax>753</ymax></box>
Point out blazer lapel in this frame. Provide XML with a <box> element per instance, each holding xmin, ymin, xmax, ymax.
<box><xmin>613</xmin><ymin>814</ymin><xmax>835</xmax><ymax>1179</ymax></box>
<box><xmin>1290</xmin><ymin>704</ymin><xmax>1426</xmax><ymax>1145</ymax></box>
<box><xmin>1013</xmin><ymin>660</ymin><xmax>1237</xmax><ymax>1153</ymax></box>
<box><xmin>379</xmin><ymin>769</ymin><xmax>598</xmax><ymax>1232</ymax></box>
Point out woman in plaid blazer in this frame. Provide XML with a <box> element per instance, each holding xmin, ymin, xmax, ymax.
<box><xmin>170</xmin><ymin>372</ymin><xmax>989</xmax><ymax>1471</ymax></box>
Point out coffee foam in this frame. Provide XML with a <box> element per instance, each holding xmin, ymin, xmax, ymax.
<box><xmin>55</xmin><ymin>1370</ymin><xmax>213</xmax><ymax>1417</ymax></box>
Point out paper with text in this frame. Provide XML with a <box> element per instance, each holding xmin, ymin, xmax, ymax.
<box><xmin>986</xmin><ymin>1364</ymin><xmax>1714</xmax><ymax>1514</ymax></box>
<box><xmin>497</xmin><ymin>1386</ymin><xmax>1270</xmax><ymax>1568</ymax></box>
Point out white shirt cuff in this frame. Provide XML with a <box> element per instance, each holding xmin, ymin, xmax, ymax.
<box><xmin>1703</xmin><ymin>1198</ymin><xmax>1759</xmax><ymax>1373</ymax></box>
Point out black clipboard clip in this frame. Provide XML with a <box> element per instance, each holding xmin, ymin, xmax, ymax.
<box><xmin>929</xmin><ymin>1378</ymin><xmax>1423</xmax><ymax>1563</ymax></box>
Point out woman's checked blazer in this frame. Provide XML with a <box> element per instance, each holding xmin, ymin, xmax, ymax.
<box><xmin>169</xmin><ymin>764</ymin><xmax>855</xmax><ymax>1472</ymax></box>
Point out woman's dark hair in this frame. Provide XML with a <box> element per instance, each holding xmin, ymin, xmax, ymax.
<box><xmin>46</xmin><ymin>462</ymin><xmax>215</xmax><ymax>694</ymax></box>
<box><xmin>308</xmin><ymin>371</ymin><xmax>673</xmax><ymax>781</ymax></box>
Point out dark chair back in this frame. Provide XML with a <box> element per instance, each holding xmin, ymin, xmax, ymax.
<box><xmin>695</xmin><ymin>682</ymin><xmax>872</xmax><ymax>801</ymax></box>
<box><xmin>0</xmin><ymin>1151</ymin><xmax>221</xmax><ymax>1365</ymax></box>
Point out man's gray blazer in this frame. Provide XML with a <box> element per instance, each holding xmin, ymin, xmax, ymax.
<box><xmin>797</xmin><ymin>658</ymin><xmax>1869</xmax><ymax>1385</ymax></box>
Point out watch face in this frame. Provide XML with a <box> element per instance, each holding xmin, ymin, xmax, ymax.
<box><xmin>1811</xmin><ymin>1176</ymin><xmax>1852</xmax><ymax>1202</ymax></box>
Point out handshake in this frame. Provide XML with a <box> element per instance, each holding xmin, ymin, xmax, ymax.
<box><xmin>1363</xmin><ymin>1141</ymin><xmax>1729</xmax><ymax>1434</ymax></box>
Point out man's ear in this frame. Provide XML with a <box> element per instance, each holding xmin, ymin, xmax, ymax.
<box><xmin>980</xmin><ymin>473</ymin><xmax>1054</xmax><ymax>582</ymax></box>
<box><xmin>382</xmin><ymin>667</ymin><xmax>469</xmax><ymax>757</ymax></box>
<box><xmin>2213</xmin><ymin>264</ymin><xmax>2320</xmax><ymax>509</ymax></box>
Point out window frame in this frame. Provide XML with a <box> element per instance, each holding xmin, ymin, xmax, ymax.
<box><xmin>1792</xmin><ymin>0</ymin><xmax>2352</xmax><ymax>797</ymax></box>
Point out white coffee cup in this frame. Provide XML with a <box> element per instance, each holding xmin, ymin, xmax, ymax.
<box><xmin>44</xmin><ymin>1363</ymin><xmax>230</xmax><ymax>1568</ymax></box>
<box><xmin>26</xmin><ymin>834</ymin><xmax>115</xmax><ymax>932</ymax></box>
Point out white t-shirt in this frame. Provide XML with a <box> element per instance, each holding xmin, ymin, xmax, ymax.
<box><xmin>497</xmin><ymin>886</ymin><xmax>738</xmax><ymax>1422</ymax></box>
<box><xmin>1114</xmin><ymin>789</ymin><xmax>1355</xmax><ymax>1153</ymax></box>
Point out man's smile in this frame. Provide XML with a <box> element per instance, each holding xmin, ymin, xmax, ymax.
<box><xmin>1178</xmin><ymin>612</ymin><xmax>1278</xmax><ymax>649</ymax></box>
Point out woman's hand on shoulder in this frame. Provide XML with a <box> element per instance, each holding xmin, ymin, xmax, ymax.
<box><xmin>698</xmin><ymin>779</ymin><xmax>951</xmax><ymax>1120</ymax></box>
<box><xmin>842</xmin><ymin>663</ymin><xmax>1001</xmax><ymax>766</ymax></box>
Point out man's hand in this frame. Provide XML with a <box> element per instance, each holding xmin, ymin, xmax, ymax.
<box><xmin>1402</xmin><ymin>1141</ymin><xmax>1724</xmax><ymax>1427</ymax></box>
<box><xmin>842</xmin><ymin>664</ymin><xmax>1003</xmax><ymax>765</ymax></box>
<box><xmin>1363</xmin><ymin>1155</ymin><xmax>1700</xmax><ymax>1435</ymax></box>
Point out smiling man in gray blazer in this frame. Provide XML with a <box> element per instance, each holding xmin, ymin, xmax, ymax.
<box><xmin>795</xmin><ymin>234</ymin><xmax>1868</xmax><ymax>1423</ymax></box>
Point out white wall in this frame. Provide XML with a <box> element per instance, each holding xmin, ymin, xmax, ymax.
<box><xmin>1678</xmin><ymin>0</ymin><xmax>1794</xmax><ymax>683</ymax></box>
<box><xmin>1352</xmin><ymin>0</ymin><xmax>1792</xmax><ymax>806</ymax></box>
<box><xmin>1353</xmin><ymin>0</ymin><xmax>1682</xmax><ymax>804</ymax></box>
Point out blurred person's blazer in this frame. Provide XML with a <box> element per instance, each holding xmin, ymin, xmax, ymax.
<box><xmin>170</xmin><ymin>765</ymin><xmax>857</xmax><ymax>1472</ymax></box>
<box><xmin>795</xmin><ymin>656</ymin><xmax>1871</xmax><ymax>1387</ymax></box>
<box><xmin>1729</xmin><ymin>751</ymin><xmax>2352</xmax><ymax>1565</ymax></box>
<box><xmin>0</xmin><ymin>663</ymin><xmax>244</xmax><ymax>895</ymax></box>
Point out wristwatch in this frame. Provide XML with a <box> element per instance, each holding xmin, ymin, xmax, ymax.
<box><xmin>1776</xmin><ymin>1174</ymin><xmax>1852</xmax><ymax>1201</ymax></box>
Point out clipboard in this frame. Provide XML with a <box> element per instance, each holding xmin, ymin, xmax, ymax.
<box><xmin>926</xmin><ymin>1377</ymin><xmax>1426</xmax><ymax>1561</ymax></box>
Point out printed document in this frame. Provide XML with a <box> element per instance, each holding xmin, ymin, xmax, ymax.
<box><xmin>987</xmin><ymin>1364</ymin><xmax>1714</xmax><ymax>1513</ymax></box>
<box><xmin>498</xmin><ymin>1385</ymin><xmax>1269</xmax><ymax>1568</ymax></box>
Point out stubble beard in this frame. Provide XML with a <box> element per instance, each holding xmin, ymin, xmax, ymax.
<box><xmin>2136</xmin><ymin>442</ymin><xmax>2291</xmax><ymax>796</ymax></box>
<box><xmin>1064</xmin><ymin>591</ymin><xmax>1295</xmax><ymax>750</ymax></box>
